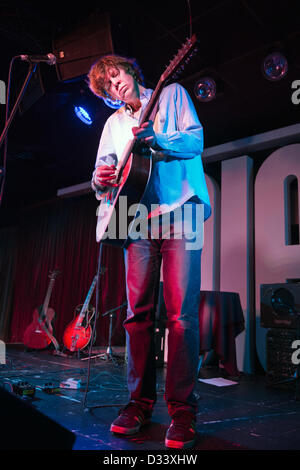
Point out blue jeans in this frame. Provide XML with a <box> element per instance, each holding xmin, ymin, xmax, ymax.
<box><xmin>123</xmin><ymin>201</ymin><xmax>202</xmax><ymax>417</ymax></box>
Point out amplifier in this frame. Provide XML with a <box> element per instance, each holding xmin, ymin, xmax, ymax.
<box><xmin>266</xmin><ymin>328</ymin><xmax>298</xmax><ymax>390</ymax></box>
<box><xmin>260</xmin><ymin>283</ymin><xmax>300</xmax><ymax>329</ymax></box>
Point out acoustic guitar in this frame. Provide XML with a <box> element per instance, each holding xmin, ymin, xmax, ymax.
<box><xmin>96</xmin><ymin>34</ymin><xmax>198</xmax><ymax>247</ymax></box>
<box><xmin>23</xmin><ymin>270</ymin><xmax>60</xmax><ymax>351</ymax></box>
<box><xmin>62</xmin><ymin>275</ymin><xmax>97</xmax><ymax>352</ymax></box>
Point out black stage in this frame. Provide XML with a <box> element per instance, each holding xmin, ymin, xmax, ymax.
<box><xmin>1</xmin><ymin>344</ymin><xmax>300</xmax><ymax>452</ymax></box>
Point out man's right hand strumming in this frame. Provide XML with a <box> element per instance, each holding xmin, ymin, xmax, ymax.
<box><xmin>94</xmin><ymin>165</ymin><xmax>119</xmax><ymax>188</ymax></box>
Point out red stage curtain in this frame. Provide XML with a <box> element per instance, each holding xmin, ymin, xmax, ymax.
<box><xmin>0</xmin><ymin>227</ymin><xmax>18</xmax><ymax>342</ymax></box>
<box><xmin>8</xmin><ymin>194</ymin><xmax>127</xmax><ymax>347</ymax></box>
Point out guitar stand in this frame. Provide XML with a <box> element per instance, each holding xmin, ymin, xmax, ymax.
<box><xmin>51</xmin><ymin>349</ymin><xmax>68</xmax><ymax>358</ymax></box>
<box><xmin>60</xmin><ymin>346</ymin><xmax>84</xmax><ymax>359</ymax></box>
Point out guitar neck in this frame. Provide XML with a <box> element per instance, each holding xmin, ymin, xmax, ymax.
<box><xmin>117</xmin><ymin>35</ymin><xmax>197</xmax><ymax>178</ymax></box>
<box><xmin>119</xmin><ymin>78</ymin><xmax>165</xmax><ymax>175</ymax></box>
<box><xmin>140</xmin><ymin>78</ymin><xmax>165</xmax><ymax>124</ymax></box>
<box><xmin>41</xmin><ymin>278</ymin><xmax>55</xmax><ymax>317</ymax></box>
<box><xmin>78</xmin><ymin>276</ymin><xmax>97</xmax><ymax>321</ymax></box>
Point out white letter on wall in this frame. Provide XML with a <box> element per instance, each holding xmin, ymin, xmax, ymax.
<box><xmin>220</xmin><ymin>156</ymin><xmax>254</xmax><ymax>373</ymax></box>
<box><xmin>255</xmin><ymin>144</ymin><xmax>300</xmax><ymax>370</ymax></box>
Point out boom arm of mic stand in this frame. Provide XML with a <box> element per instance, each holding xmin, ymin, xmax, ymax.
<box><xmin>102</xmin><ymin>301</ymin><xmax>128</xmax><ymax>318</ymax></box>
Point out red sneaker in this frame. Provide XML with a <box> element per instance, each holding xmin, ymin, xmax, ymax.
<box><xmin>110</xmin><ymin>402</ymin><xmax>151</xmax><ymax>435</ymax></box>
<box><xmin>165</xmin><ymin>411</ymin><xmax>196</xmax><ymax>449</ymax></box>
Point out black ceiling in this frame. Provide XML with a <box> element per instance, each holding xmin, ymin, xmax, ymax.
<box><xmin>1</xmin><ymin>0</ymin><xmax>300</xmax><ymax>224</ymax></box>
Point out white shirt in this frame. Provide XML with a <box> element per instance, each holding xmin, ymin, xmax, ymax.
<box><xmin>92</xmin><ymin>82</ymin><xmax>211</xmax><ymax>222</ymax></box>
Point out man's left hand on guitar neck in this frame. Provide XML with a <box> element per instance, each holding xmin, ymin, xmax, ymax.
<box><xmin>132</xmin><ymin>120</ymin><xmax>160</xmax><ymax>150</ymax></box>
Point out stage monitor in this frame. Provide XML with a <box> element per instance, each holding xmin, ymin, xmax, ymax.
<box><xmin>260</xmin><ymin>283</ymin><xmax>300</xmax><ymax>329</ymax></box>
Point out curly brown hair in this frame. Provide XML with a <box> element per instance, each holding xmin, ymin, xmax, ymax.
<box><xmin>87</xmin><ymin>54</ymin><xmax>144</xmax><ymax>99</ymax></box>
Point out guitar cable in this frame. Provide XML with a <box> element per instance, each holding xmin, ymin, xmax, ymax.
<box><xmin>82</xmin><ymin>241</ymin><xmax>103</xmax><ymax>409</ymax></box>
<box><xmin>82</xmin><ymin>242</ymin><xmax>127</xmax><ymax>411</ymax></box>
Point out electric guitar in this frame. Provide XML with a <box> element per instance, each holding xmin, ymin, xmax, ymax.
<box><xmin>96</xmin><ymin>34</ymin><xmax>198</xmax><ymax>247</ymax></box>
<box><xmin>23</xmin><ymin>270</ymin><xmax>60</xmax><ymax>351</ymax></box>
<box><xmin>62</xmin><ymin>275</ymin><xmax>97</xmax><ymax>352</ymax></box>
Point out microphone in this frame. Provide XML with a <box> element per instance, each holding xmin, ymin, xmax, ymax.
<box><xmin>18</xmin><ymin>53</ymin><xmax>57</xmax><ymax>66</ymax></box>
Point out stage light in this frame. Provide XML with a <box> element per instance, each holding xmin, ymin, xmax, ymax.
<box><xmin>194</xmin><ymin>77</ymin><xmax>217</xmax><ymax>102</ymax></box>
<box><xmin>103</xmin><ymin>96</ymin><xmax>123</xmax><ymax>109</ymax></box>
<box><xmin>262</xmin><ymin>52</ymin><xmax>288</xmax><ymax>81</ymax></box>
<box><xmin>74</xmin><ymin>105</ymin><xmax>93</xmax><ymax>125</ymax></box>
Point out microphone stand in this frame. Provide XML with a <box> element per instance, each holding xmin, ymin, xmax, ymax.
<box><xmin>80</xmin><ymin>302</ymin><xmax>127</xmax><ymax>363</ymax></box>
<box><xmin>98</xmin><ymin>301</ymin><xmax>127</xmax><ymax>362</ymax></box>
<box><xmin>0</xmin><ymin>61</ymin><xmax>36</xmax><ymax>206</ymax></box>
<box><xmin>0</xmin><ymin>62</ymin><xmax>36</xmax><ymax>151</ymax></box>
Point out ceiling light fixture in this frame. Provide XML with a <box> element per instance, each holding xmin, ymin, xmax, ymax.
<box><xmin>74</xmin><ymin>105</ymin><xmax>93</xmax><ymax>125</ymax></box>
<box><xmin>262</xmin><ymin>52</ymin><xmax>288</xmax><ymax>81</ymax></box>
<box><xmin>102</xmin><ymin>96</ymin><xmax>123</xmax><ymax>109</ymax></box>
<box><xmin>194</xmin><ymin>77</ymin><xmax>217</xmax><ymax>102</ymax></box>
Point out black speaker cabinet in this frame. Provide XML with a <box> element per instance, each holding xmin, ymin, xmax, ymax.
<box><xmin>260</xmin><ymin>283</ymin><xmax>300</xmax><ymax>329</ymax></box>
<box><xmin>53</xmin><ymin>12</ymin><xmax>114</xmax><ymax>81</ymax></box>
<box><xmin>0</xmin><ymin>387</ymin><xmax>75</xmax><ymax>450</ymax></box>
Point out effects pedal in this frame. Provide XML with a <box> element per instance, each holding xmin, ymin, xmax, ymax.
<box><xmin>40</xmin><ymin>382</ymin><xmax>61</xmax><ymax>394</ymax></box>
<box><xmin>11</xmin><ymin>380</ymin><xmax>36</xmax><ymax>397</ymax></box>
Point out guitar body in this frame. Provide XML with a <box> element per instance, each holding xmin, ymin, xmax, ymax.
<box><xmin>97</xmin><ymin>151</ymin><xmax>152</xmax><ymax>247</ymax></box>
<box><xmin>23</xmin><ymin>306</ymin><xmax>55</xmax><ymax>350</ymax></box>
<box><xmin>63</xmin><ymin>305</ymin><xmax>94</xmax><ymax>352</ymax></box>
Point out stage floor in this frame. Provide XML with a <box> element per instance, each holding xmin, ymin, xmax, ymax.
<box><xmin>1</xmin><ymin>344</ymin><xmax>300</xmax><ymax>452</ymax></box>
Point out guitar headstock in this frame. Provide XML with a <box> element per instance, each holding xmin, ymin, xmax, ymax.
<box><xmin>160</xmin><ymin>34</ymin><xmax>198</xmax><ymax>84</ymax></box>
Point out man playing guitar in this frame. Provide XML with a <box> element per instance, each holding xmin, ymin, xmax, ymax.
<box><xmin>88</xmin><ymin>52</ymin><xmax>211</xmax><ymax>449</ymax></box>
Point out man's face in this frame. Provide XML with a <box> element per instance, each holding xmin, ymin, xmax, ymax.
<box><xmin>105</xmin><ymin>66</ymin><xmax>139</xmax><ymax>103</ymax></box>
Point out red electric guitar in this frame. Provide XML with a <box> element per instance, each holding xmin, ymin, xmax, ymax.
<box><xmin>23</xmin><ymin>270</ymin><xmax>60</xmax><ymax>351</ymax></box>
<box><xmin>63</xmin><ymin>275</ymin><xmax>97</xmax><ymax>352</ymax></box>
<box><xmin>96</xmin><ymin>34</ymin><xmax>198</xmax><ymax>247</ymax></box>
